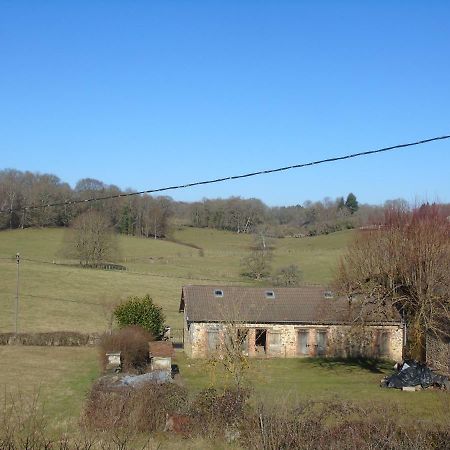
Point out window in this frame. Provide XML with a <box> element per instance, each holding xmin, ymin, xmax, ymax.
<box><xmin>265</xmin><ymin>290</ymin><xmax>275</xmax><ymax>299</ymax></box>
<box><xmin>214</xmin><ymin>289</ymin><xmax>224</xmax><ymax>298</ymax></box>
<box><xmin>270</xmin><ymin>331</ymin><xmax>281</xmax><ymax>347</ymax></box>
<box><xmin>207</xmin><ymin>330</ymin><xmax>219</xmax><ymax>352</ymax></box>
<box><xmin>377</xmin><ymin>331</ymin><xmax>390</xmax><ymax>357</ymax></box>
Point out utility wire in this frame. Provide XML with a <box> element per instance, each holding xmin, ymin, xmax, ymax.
<box><xmin>1</xmin><ymin>134</ymin><xmax>448</xmax><ymax>215</ymax></box>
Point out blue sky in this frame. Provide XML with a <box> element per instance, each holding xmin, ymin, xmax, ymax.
<box><xmin>1</xmin><ymin>1</ymin><xmax>449</xmax><ymax>206</ymax></box>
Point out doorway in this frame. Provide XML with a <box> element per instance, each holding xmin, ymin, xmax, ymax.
<box><xmin>255</xmin><ymin>329</ymin><xmax>267</xmax><ymax>355</ymax></box>
<box><xmin>297</xmin><ymin>330</ymin><xmax>309</xmax><ymax>356</ymax></box>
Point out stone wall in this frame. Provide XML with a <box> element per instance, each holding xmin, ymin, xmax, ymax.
<box><xmin>426</xmin><ymin>334</ymin><xmax>450</xmax><ymax>375</ymax></box>
<box><xmin>184</xmin><ymin>319</ymin><xmax>403</xmax><ymax>361</ymax></box>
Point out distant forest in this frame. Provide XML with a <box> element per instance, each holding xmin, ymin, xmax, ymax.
<box><xmin>1</xmin><ymin>169</ymin><xmax>447</xmax><ymax>238</ymax></box>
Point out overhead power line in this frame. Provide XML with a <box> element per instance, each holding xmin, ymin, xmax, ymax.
<box><xmin>1</xmin><ymin>134</ymin><xmax>449</xmax><ymax>215</ymax></box>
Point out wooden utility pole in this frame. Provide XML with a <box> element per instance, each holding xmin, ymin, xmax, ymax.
<box><xmin>15</xmin><ymin>252</ymin><xmax>20</xmax><ymax>334</ymax></box>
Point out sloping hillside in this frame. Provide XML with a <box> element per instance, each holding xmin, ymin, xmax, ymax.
<box><xmin>0</xmin><ymin>227</ymin><xmax>352</xmax><ymax>332</ymax></box>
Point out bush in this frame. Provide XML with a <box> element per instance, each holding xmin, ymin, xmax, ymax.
<box><xmin>271</xmin><ymin>264</ymin><xmax>302</xmax><ymax>287</ymax></box>
<box><xmin>83</xmin><ymin>380</ymin><xmax>188</xmax><ymax>433</ymax></box>
<box><xmin>99</xmin><ymin>325</ymin><xmax>153</xmax><ymax>373</ymax></box>
<box><xmin>114</xmin><ymin>294</ymin><xmax>165</xmax><ymax>337</ymax></box>
<box><xmin>190</xmin><ymin>387</ymin><xmax>250</xmax><ymax>438</ymax></box>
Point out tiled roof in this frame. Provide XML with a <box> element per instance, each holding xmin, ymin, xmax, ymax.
<box><xmin>179</xmin><ymin>285</ymin><xmax>402</xmax><ymax>325</ymax></box>
<box><xmin>148</xmin><ymin>341</ymin><xmax>174</xmax><ymax>357</ymax></box>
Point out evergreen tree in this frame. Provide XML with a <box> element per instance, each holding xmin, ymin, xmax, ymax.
<box><xmin>345</xmin><ymin>193</ymin><xmax>359</xmax><ymax>214</ymax></box>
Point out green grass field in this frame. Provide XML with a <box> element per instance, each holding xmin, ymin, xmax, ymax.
<box><xmin>0</xmin><ymin>346</ymin><xmax>447</xmax><ymax>430</ymax></box>
<box><xmin>0</xmin><ymin>227</ymin><xmax>447</xmax><ymax>433</ymax></box>
<box><xmin>0</xmin><ymin>346</ymin><xmax>98</xmax><ymax>428</ymax></box>
<box><xmin>175</xmin><ymin>353</ymin><xmax>449</xmax><ymax>424</ymax></box>
<box><xmin>0</xmin><ymin>227</ymin><xmax>352</xmax><ymax>332</ymax></box>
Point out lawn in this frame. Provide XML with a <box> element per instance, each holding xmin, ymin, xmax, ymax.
<box><xmin>175</xmin><ymin>352</ymin><xmax>449</xmax><ymax>424</ymax></box>
<box><xmin>6</xmin><ymin>226</ymin><xmax>417</xmax><ymax>433</ymax></box>
<box><xmin>0</xmin><ymin>346</ymin><xmax>447</xmax><ymax>432</ymax></box>
<box><xmin>0</xmin><ymin>346</ymin><xmax>99</xmax><ymax>429</ymax></box>
<box><xmin>0</xmin><ymin>227</ymin><xmax>352</xmax><ymax>333</ymax></box>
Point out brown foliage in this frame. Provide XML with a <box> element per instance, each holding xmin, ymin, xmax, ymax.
<box><xmin>335</xmin><ymin>203</ymin><xmax>450</xmax><ymax>359</ymax></box>
<box><xmin>83</xmin><ymin>380</ymin><xmax>188</xmax><ymax>433</ymax></box>
<box><xmin>189</xmin><ymin>387</ymin><xmax>250</xmax><ymax>438</ymax></box>
<box><xmin>99</xmin><ymin>326</ymin><xmax>154</xmax><ymax>373</ymax></box>
<box><xmin>241</xmin><ymin>400</ymin><xmax>450</xmax><ymax>450</ymax></box>
<box><xmin>1</xmin><ymin>388</ymin><xmax>449</xmax><ymax>449</ymax></box>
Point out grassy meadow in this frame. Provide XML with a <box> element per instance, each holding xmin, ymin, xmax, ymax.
<box><xmin>0</xmin><ymin>226</ymin><xmax>354</xmax><ymax>428</ymax></box>
<box><xmin>1</xmin><ymin>226</ymin><xmax>447</xmax><ymax>434</ymax></box>
<box><xmin>0</xmin><ymin>226</ymin><xmax>352</xmax><ymax>333</ymax></box>
<box><xmin>175</xmin><ymin>354</ymin><xmax>449</xmax><ymax>425</ymax></box>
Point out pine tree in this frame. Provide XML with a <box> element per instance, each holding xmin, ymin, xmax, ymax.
<box><xmin>345</xmin><ymin>193</ymin><xmax>359</xmax><ymax>214</ymax></box>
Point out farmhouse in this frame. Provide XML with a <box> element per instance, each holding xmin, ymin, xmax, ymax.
<box><xmin>179</xmin><ymin>285</ymin><xmax>403</xmax><ymax>360</ymax></box>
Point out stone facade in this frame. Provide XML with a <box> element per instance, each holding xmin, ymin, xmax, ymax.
<box><xmin>426</xmin><ymin>333</ymin><xmax>450</xmax><ymax>375</ymax></box>
<box><xmin>184</xmin><ymin>314</ymin><xmax>403</xmax><ymax>361</ymax></box>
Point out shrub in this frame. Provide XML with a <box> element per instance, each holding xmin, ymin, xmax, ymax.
<box><xmin>190</xmin><ymin>387</ymin><xmax>250</xmax><ymax>438</ymax></box>
<box><xmin>114</xmin><ymin>294</ymin><xmax>165</xmax><ymax>337</ymax></box>
<box><xmin>271</xmin><ymin>264</ymin><xmax>302</xmax><ymax>287</ymax></box>
<box><xmin>83</xmin><ymin>380</ymin><xmax>188</xmax><ymax>433</ymax></box>
<box><xmin>99</xmin><ymin>325</ymin><xmax>153</xmax><ymax>373</ymax></box>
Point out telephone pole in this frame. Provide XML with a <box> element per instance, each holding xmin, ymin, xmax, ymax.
<box><xmin>15</xmin><ymin>252</ymin><xmax>20</xmax><ymax>334</ymax></box>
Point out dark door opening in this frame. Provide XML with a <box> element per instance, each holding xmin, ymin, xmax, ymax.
<box><xmin>255</xmin><ymin>329</ymin><xmax>267</xmax><ymax>354</ymax></box>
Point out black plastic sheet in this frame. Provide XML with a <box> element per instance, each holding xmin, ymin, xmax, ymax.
<box><xmin>381</xmin><ymin>360</ymin><xmax>449</xmax><ymax>389</ymax></box>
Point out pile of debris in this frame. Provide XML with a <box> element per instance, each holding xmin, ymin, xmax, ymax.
<box><xmin>381</xmin><ymin>360</ymin><xmax>449</xmax><ymax>391</ymax></box>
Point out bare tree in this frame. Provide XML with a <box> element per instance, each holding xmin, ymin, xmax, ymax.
<box><xmin>206</xmin><ymin>300</ymin><xmax>253</xmax><ymax>389</ymax></box>
<box><xmin>272</xmin><ymin>264</ymin><xmax>302</xmax><ymax>287</ymax></box>
<box><xmin>335</xmin><ymin>204</ymin><xmax>450</xmax><ymax>360</ymax></box>
<box><xmin>68</xmin><ymin>210</ymin><xmax>119</xmax><ymax>267</ymax></box>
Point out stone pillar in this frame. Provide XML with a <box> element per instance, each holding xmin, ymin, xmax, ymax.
<box><xmin>247</xmin><ymin>328</ymin><xmax>256</xmax><ymax>357</ymax></box>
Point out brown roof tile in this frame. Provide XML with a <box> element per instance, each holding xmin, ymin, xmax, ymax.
<box><xmin>179</xmin><ymin>285</ymin><xmax>401</xmax><ymax>325</ymax></box>
<box><xmin>148</xmin><ymin>341</ymin><xmax>175</xmax><ymax>357</ymax></box>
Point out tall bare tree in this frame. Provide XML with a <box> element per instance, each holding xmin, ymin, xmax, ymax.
<box><xmin>335</xmin><ymin>204</ymin><xmax>450</xmax><ymax>360</ymax></box>
<box><xmin>68</xmin><ymin>210</ymin><xmax>119</xmax><ymax>267</ymax></box>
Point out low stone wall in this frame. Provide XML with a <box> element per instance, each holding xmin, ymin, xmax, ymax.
<box><xmin>0</xmin><ymin>331</ymin><xmax>100</xmax><ymax>346</ymax></box>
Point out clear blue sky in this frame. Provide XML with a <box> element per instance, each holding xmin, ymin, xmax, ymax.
<box><xmin>1</xmin><ymin>1</ymin><xmax>449</xmax><ymax>206</ymax></box>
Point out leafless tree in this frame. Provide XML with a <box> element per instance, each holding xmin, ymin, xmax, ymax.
<box><xmin>335</xmin><ymin>204</ymin><xmax>450</xmax><ymax>360</ymax></box>
<box><xmin>67</xmin><ymin>210</ymin><xmax>119</xmax><ymax>267</ymax></box>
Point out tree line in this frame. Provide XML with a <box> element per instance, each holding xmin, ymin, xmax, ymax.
<box><xmin>0</xmin><ymin>169</ymin><xmax>172</xmax><ymax>238</ymax></box>
<box><xmin>0</xmin><ymin>168</ymin><xmax>438</xmax><ymax>239</ymax></box>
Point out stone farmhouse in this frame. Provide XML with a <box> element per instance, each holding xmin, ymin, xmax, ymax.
<box><xmin>179</xmin><ymin>285</ymin><xmax>403</xmax><ymax>360</ymax></box>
